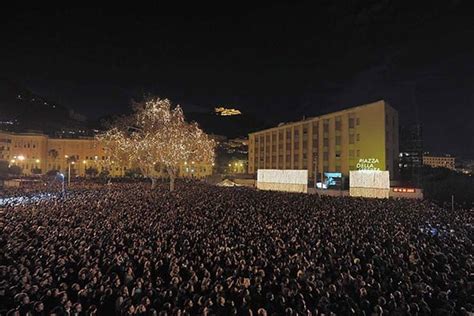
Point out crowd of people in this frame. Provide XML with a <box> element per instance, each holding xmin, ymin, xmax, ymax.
<box><xmin>0</xmin><ymin>181</ymin><xmax>472</xmax><ymax>315</ymax></box>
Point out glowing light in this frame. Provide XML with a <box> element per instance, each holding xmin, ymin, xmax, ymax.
<box><xmin>83</xmin><ymin>160</ymin><xmax>87</xmax><ymax>164</ymax></box>
<box><xmin>356</xmin><ymin>158</ymin><xmax>380</xmax><ymax>171</ymax></box>
<box><xmin>393</xmin><ymin>187</ymin><xmax>416</xmax><ymax>193</ymax></box>
<box><xmin>35</xmin><ymin>159</ymin><xmax>40</xmax><ymax>163</ymax></box>
<box><xmin>97</xmin><ymin>96</ymin><xmax>216</xmax><ymax>190</ymax></box>
<box><xmin>17</xmin><ymin>155</ymin><xmax>25</xmax><ymax>161</ymax></box>
<box><xmin>214</xmin><ymin>107</ymin><xmax>242</xmax><ymax>116</ymax></box>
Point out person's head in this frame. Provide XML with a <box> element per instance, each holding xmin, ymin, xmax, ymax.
<box><xmin>73</xmin><ymin>303</ymin><xmax>82</xmax><ymax>313</ymax></box>
<box><xmin>34</xmin><ymin>302</ymin><xmax>44</xmax><ymax>312</ymax></box>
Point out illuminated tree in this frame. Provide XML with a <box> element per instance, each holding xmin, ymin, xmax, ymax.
<box><xmin>97</xmin><ymin>96</ymin><xmax>216</xmax><ymax>190</ymax></box>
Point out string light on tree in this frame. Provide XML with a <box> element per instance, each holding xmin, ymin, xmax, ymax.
<box><xmin>97</xmin><ymin>96</ymin><xmax>216</xmax><ymax>190</ymax></box>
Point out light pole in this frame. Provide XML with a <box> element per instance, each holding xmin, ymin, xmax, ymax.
<box><xmin>65</xmin><ymin>155</ymin><xmax>75</xmax><ymax>186</ymax></box>
<box><xmin>313</xmin><ymin>155</ymin><xmax>317</xmax><ymax>189</ymax></box>
<box><xmin>83</xmin><ymin>160</ymin><xmax>87</xmax><ymax>177</ymax></box>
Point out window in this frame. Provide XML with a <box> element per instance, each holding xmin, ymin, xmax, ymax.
<box><xmin>349</xmin><ymin>118</ymin><xmax>355</xmax><ymax>128</ymax></box>
<box><xmin>336</xmin><ymin>136</ymin><xmax>341</xmax><ymax>145</ymax></box>
<box><xmin>349</xmin><ymin>134</ymin><xmax>355</xmax><ymax>144</ymax></box>
<box><xmin>323</xmin><ymin>152</ymin><xmax>329</xmax><ymax>160</ymax></box>
<box><xmin>356</xmin><ymin>134</ymin><xmax>360</xmax><ymax>141</ymax></box>
<box><xmin>323</xmin><ymin>138</ymin><xmax>329</xmax><ymax>146</ymax></box>
<box><xmin>335</xmin><ymin>117</ymin><xmax>342</xmax><ymax>130</ymax></box>
<box><xmin>336</xmin><ymin>151</ymin><xmax>341</xmax><ymax>158</ymax></box>
<box><xmin>349</xmin><ymin>150</ymin><xmax>354</xmax><ymax>158</ymax></box>
<box><xmin>356</xmin><ymin>118</ymin><xmax>360</xmax><ymax>125</ymax></box>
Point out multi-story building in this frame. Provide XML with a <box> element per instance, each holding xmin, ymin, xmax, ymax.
<box><xmin>248</xmin><ymin>100</ymin><xmax>399</xmax><ymax>180</ymax></box>
<box><xmin>0</xmin><ymin>131</ymin><xmax>213</xmax><ymax>178</ymax></box>
<box><xmin>423</xmin><ymin>155</ymin><xmax>455</xmax><ymax>170</ymax></box>
<box><xmin>399</xmin><ymin>123</ymin><xmax>423</xmax><ymax>185</ymax></box>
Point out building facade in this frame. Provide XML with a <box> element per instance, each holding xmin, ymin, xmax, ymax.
<box><xmin>248</xmin><ymin>100</ymin><xmax>399</xmax><ymax>179</ymax></box>
<box><xmin>0</xmin><ymin>131</ymin><xmax>212</xmax><ymax>178</ymax></box>
<box><xmin>399</xmin><ymin>124</ymin><xmax>423</xmax><ymax>185</ymax></box>
<box><xmin>423</xmin><ymin>155</ymin><xmax>455</xmax><ymax>170</ymax></box>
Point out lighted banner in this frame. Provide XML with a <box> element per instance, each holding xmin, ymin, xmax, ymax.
<box><xmin>257</xmin><ymin>169</ymin><xmax>308</xmax><ymax>193</ymax></box>
<box><xmin>349</xmin><ymin>170</ymin><xmax>390</xmax><ymax>198</ymax></box>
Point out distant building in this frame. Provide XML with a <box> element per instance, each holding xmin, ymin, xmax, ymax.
<box><xmin>214</xmin><ymin>107</ymin><xmax>242</xmax><ymax>116</ymax></box>
<box><xmin>0</xmin><ymin>131</ymin><xmax>212</xmax><ymax>178</ymax></box>
<box><xmin>399</xmin><ymin>124</ymin><xmax>423</xmax><ymax>185</ymax></box>
<box><xmin>423</xmin><ymin>154</ymin><xmax>456</xmax><ymax>170</ymax></box>
<box><xmin>248</xmin><ymin>100</ymin><xmax>399</xmax><ymax>179</ymax></box>
<box><xmin>214</xmin><ymin>136</ymin><xmax>248</xmax><ymax>174</ymax></box>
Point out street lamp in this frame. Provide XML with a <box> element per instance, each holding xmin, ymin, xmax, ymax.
<box><xmin>313</xmin><ymin>154</ymin><xmax>318</xmax><ymax>189</ymax></box>
<box><xmin>67</xmin><ymin>160</ymin><xmax>75</xmax><ymax>186</ymax></box>
<box><xmin>59</xmin><ymin>173</ymin><xmax>65</xmax><ymax>194</ymax></box>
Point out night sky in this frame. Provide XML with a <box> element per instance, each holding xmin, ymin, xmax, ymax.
<box><xmin>1</xmin><ymin>2</ymin><xmax>473</xmax><ymax>156</ymax></box>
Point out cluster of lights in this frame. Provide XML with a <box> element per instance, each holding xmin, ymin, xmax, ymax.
<box><xmin>10</xmin><ymin>155</ymin><xmax>40</xmax><ymax>163</ymax></box>
<box><xmin>393</xmin><ymin>188</ymin><xmax>416</xmax><ymax>193</ymax></box>
<box><xmin>98</xmin><ymin>97</ymin><xmax>216</xmax><ymax>182</ymax></box>
<box><xmin>228</xmin><ymin>162</ymin><xmax>244</xmax><ymax>167</ymax></box>
<box><xmin>214</xmin><ymin>107</ymin><xmax>242</xmax><ymax>116</ymax></box>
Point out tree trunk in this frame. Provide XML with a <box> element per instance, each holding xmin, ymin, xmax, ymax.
<box><xmin>169</xmin><ymin>175</ymin><xmax>175</xmax><ymax>191</ymax></box>
<box><xmin>151</xmin><ymin>177</ymin><xmax>157</xmax><ymax>189</ymax></box>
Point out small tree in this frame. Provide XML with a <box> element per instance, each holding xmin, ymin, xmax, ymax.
<box><xmin>85</xmin><ymin>167</ymin><xmax>99</xmax><ymax>177</ymax></box>
<box><xmin>46</xmin><ymin>169</ymin><xmax>59</xmax><ymax>177</ymax></box>
<box><xmin>0</xmin><ymin>161</ymin><xmax>9</xmax><ymax>178</ymax></box>
<box><xmin>31</xmin><ymin>167</ymin><xmax>42</xmax><ymax>175</ymax></box>
<box><xmin>98</xmin><ymin>96</ymin><xmax>216</xmax><ymax>190</ymax></box>
<box><xmin>125</xmin><ymin>167</ymin><xmax>143</xmax><ymax>178</ymax></box>
<box><xmin>9</xmin><ymin>165</ymin><xmax>22</xmax><ymax>176</ymax></box>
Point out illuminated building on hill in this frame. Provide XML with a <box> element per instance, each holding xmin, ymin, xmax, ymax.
<box><xmin>214</xmin><ymin>107</ymin><xmax>242</xmax><ymax>116</ymax></box>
